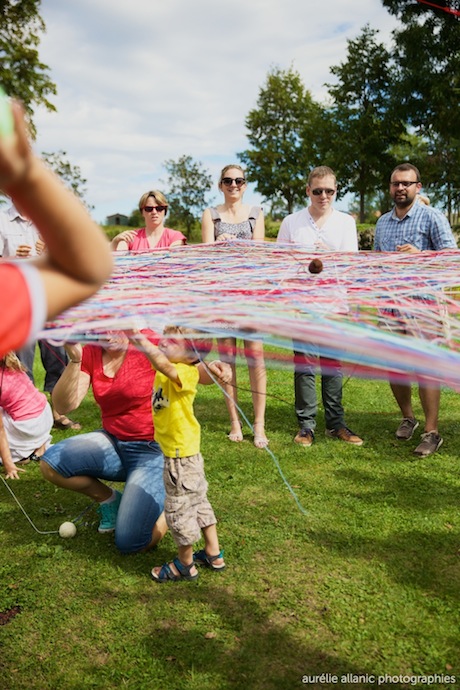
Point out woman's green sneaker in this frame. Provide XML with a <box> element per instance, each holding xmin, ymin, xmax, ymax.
<box><xmin>97</xmin><ymin>491</ymin><xmax>122</xmax><ymax>533</ymax></box>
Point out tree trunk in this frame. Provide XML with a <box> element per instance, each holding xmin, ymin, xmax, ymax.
<box><xmin>360</xmin><ymin>192</ymin><xmax>365</xmax><ymax>224</ymax></box>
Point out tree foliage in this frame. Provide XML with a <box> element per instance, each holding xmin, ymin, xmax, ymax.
<box><xmin>385</xmin><ymin>0</ymin><xmax>460</xmax><ymax>134</ymax></box>
<box><xmin>325</xmin><ymin>25</ymin><xmax>405</xmax><ymax>222</ymax></box>
<box><xmin>128</xmin><ymin>209</ymin><xmax>143</xmax><ymax>228</ymax></box>
<box><xmin>241</xmin><ymin>9</ymin><xmax>460</xmax><ymax>222</ymax></box>
<box><xmin>416</xmin><ymin>0</ymin><xmax>460</xmax><ymax>18</ymax></box>
<box><xmin>42</xmin><ymin>150</ymin><xmax>92</xmax><ymax>210</ymax></box>
<box><xmin>0</xmin><ymin>0</ymin><xmax>56</xmax><ymax>137</ymax></box>
<box><xmin>162</xmin><ymin>155</ymin><xmax>213</xmax><ymax>238</ymax></box>
<box><xmin>0</xmin><ymin>3</ymin><xmax>95</xmax><ymax>209</ymax></box>
<box><xmin>239</xmin><ymin>66</ymin><xmax>325</xmax><ymax>214</ymax></box>
<box><xmin>381</xmin><ymin>0</ymin><xmax>460</xmax><ymax>219</ymax></box>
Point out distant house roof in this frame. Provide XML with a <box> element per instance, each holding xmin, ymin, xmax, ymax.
<box><xmin>106</xmin><ymin>213</ymin><xmax>129</xmax><ymax>225</ymax></box>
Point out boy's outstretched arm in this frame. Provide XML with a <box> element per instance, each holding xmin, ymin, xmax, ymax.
<box><xmin>0</xmin><ymin>100</ymin><xmax>113</xmax><ymax>320</ymax></box>
<box><xmin>128</xmin><ymin>332</ymin><xmax>181</xmax><ymax>385</ymax></box>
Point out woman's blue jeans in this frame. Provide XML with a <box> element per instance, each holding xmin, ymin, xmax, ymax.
<box><xmin>42</xmin><ymin>431</ymin><xmax>165</xmax><ymax>554</ymax></box>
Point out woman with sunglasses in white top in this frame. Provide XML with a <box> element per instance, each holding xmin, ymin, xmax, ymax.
<box><xmin>111</xmin><ymin>190</ymin><xmax>186</xmax><ymax>251</ymax></box>
<box><xmin>201</xmin><ymin>164</ymin><xmax>268</xmax><ymax>449</ymax></box>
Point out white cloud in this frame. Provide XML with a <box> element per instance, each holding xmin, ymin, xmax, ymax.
<box><xmin>35</xmin><ymin>0</ymin><xmax>399</xmax><ymax>222</ymax></box>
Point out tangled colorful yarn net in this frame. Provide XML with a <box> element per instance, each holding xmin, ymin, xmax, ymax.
<box><xmin>42</xmin><ymin>241</ymin><xmax>460</xmax><ymax>390</ymax></box>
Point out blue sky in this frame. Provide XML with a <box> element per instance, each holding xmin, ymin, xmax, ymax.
<box><xmin>35</xmin><ymin>0</ymin><xmax>399</xmax><ymax>224</ymax></box>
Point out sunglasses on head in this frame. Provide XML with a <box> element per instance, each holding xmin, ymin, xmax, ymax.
<box><xmin>143</xmin><ymin>205</ymin><xmax>167</xmax><ymax>213</ymax></box>
<box><xmin>311</xmin><ymin>188</ymin><xmax>336</xmax><ymax>197</ymax></box>
<box><xmin>221</xmin><ymin>177</ymin><xmax>246</xmax><ymax>187</ymax></box>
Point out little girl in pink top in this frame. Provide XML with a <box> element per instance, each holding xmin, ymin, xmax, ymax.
<box><xmin>0</xmin><ymin>352</ymin><xmax>53</xmax><ymax>479</ymax></box>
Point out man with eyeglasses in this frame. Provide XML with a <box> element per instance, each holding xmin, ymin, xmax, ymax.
<box><xmin>277</xmin><ymin>165</ymin><xmax>363</xmax><ymax>448</ymax></box>
<box><xmin>374</xmin><ymin>162</ymin><xmax>457</xmax><ymax>457</ymax></box>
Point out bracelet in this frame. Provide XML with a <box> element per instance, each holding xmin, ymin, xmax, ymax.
<box><xmin>69</xmin><ymin>360</ymin><xmax>82</xmax><ymax>364</ymax></box>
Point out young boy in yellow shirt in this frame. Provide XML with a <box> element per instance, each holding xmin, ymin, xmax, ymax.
<box><xmin>130</xmin><ymin>326</ymin><xmax>225</xmax><ymax>582</ymax></box>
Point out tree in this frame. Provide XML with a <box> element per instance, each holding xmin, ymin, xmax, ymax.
<box><xmin>162</xmin><ymin>155</ymin><xmax>213</xmax><ymax>238</ymax></box>
<box><xmin>128</xmin><ymin>209</ymin><xmax>143</xmax><ymax>228</ymax></box>
<box><xmin>325</xmin><ymin>25</ymin><xmax>406</xmax><ymax>222</ymax></box>
<box><xmin>416</xmin><ymin>0</ymin><xmax>460</xmax><ymax>18</ymax></box>
<box><xmin>1</xmin><ymin>4</ymin><xmax>95</xmax><ymax>210</ymax></box>
<box><xmin>42</xmin><ymin>150</ymin><xmax>93</xmax><ymax>210</ymax></box>
<box><xmin>0</xmin><ymin>0</ymin><xmax>56</xmax><ymax>137</ymax></box>
<box><xmin>239</xmin><ymin>66</ymin><xmax>325</xmax><ymax>214</ymax></box>
<box><xmin>420</xmin><ymin>135</ymin><xmax>460</xmax><ymax>221</ymax></box>
<box><xmin>381</xmin><ymin>0</ymin><xmax>460</xmax><ymax>219</ymax></box>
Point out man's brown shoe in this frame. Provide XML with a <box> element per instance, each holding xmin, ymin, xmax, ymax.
<box><xmin>294</xmin><ymin>428</ymin><xmax>314</xmax><ymax>447</ymax></box>
<box><xmin>325</xmin><ymin>426</ymin><xmax>363</xmax><ymax>446</ymax></box>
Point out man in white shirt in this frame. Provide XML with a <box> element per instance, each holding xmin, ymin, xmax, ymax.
<box><xmin>277</xmin><ymin>166</ymin><xmax>362</xmax><ymax>448</ymax></box>
<box><xmin>277</xmin><ymin>169</ymin><xmax>359</xmax><ymax>252</ymax></box>
<box><xmin>0</xmin><ymin>203</ymin><xmax>44</xmax><ymax>257</ymax></box>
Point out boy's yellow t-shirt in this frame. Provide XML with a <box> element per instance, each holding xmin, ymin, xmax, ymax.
<box><xmin>152</xmin><ymin>362</ymin><xmax>200</xmax><ymax>458</ymax></box>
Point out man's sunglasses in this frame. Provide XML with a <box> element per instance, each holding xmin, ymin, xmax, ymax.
<box><xmin>143</xmin><ymin>205</ymin><xmax>167</xmax><ymax>213</ymax></box>
<box><xmin>311</xmin><ymin>188</ymin><xmax>336</xmax><ymax>197</ymax></box>
<box><xmin>221</xmin><ymin>177</ymin><xmax>246</xmax><ymax>187</ymax></box>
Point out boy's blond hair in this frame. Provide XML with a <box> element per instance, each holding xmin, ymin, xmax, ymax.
<box><xmin>163</xmin><ymin>326</ymin><xmax>212</xmax><ymax>362</ymax></box>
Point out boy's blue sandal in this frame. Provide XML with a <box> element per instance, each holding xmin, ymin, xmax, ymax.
<box><xmin>151</xmin><ymin>558</ymin><xmax>199</xmax><ymax>583</ymax></box>
<box><xmin>193</xmin><ymin>549</ymin><xmax>226</xmax><ymax>571</ymax></box>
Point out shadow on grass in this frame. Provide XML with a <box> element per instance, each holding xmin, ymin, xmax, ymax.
<box><xmin>305</xmin><ymin>465</ymin><xmax>460</xmax><ymax>602</ymax></box>
<box><xmin>309</xmin><ymin>525</ymin><xmax>460</xmax><ymax>597</ymax></box>
<box><xmin>334</xmin><ymin>467</ymin><xmax>460</xmax><ymax>511</ymax></box>
<box><xmin>2</xmin><ymin>462</ymin><xmax>458</xmax><ymax>689</ymax></box>
<box><xmin>0</xmin><ymin>487</ymin><xmax>384</xmax><ymax>690</ymax></box>
<box><xmin>81</xmin><ymin>584</ymin><xmax>377</xmax><ymax>690</ymax></box>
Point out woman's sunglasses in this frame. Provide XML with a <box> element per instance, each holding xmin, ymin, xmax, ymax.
<box><xmin>221</xmin><ymin>177</ymin><xmax>246</xmax><ymax>187</ymax></box>
<box><xmin>143</xmin><ymin>205</ymin><xmax>167</xmax><ymax>213</ymax></box>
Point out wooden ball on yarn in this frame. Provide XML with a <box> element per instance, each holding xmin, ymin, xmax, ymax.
<box><xmin>308</xmin><ymin>258</ymin><xmax>323</xmax><ymax>274</ymax></box>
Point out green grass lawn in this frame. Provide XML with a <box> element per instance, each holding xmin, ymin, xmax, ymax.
<box><xmin>1</xmin><ymin>354</ymin><xmax>459</xmax><ymax>690</ymax></box>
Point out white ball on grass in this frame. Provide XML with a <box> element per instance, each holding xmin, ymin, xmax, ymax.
<box><xmin>59</xmin><ymin>521</ymin><xmax>77</xmax><ymax>538</ymax></box>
